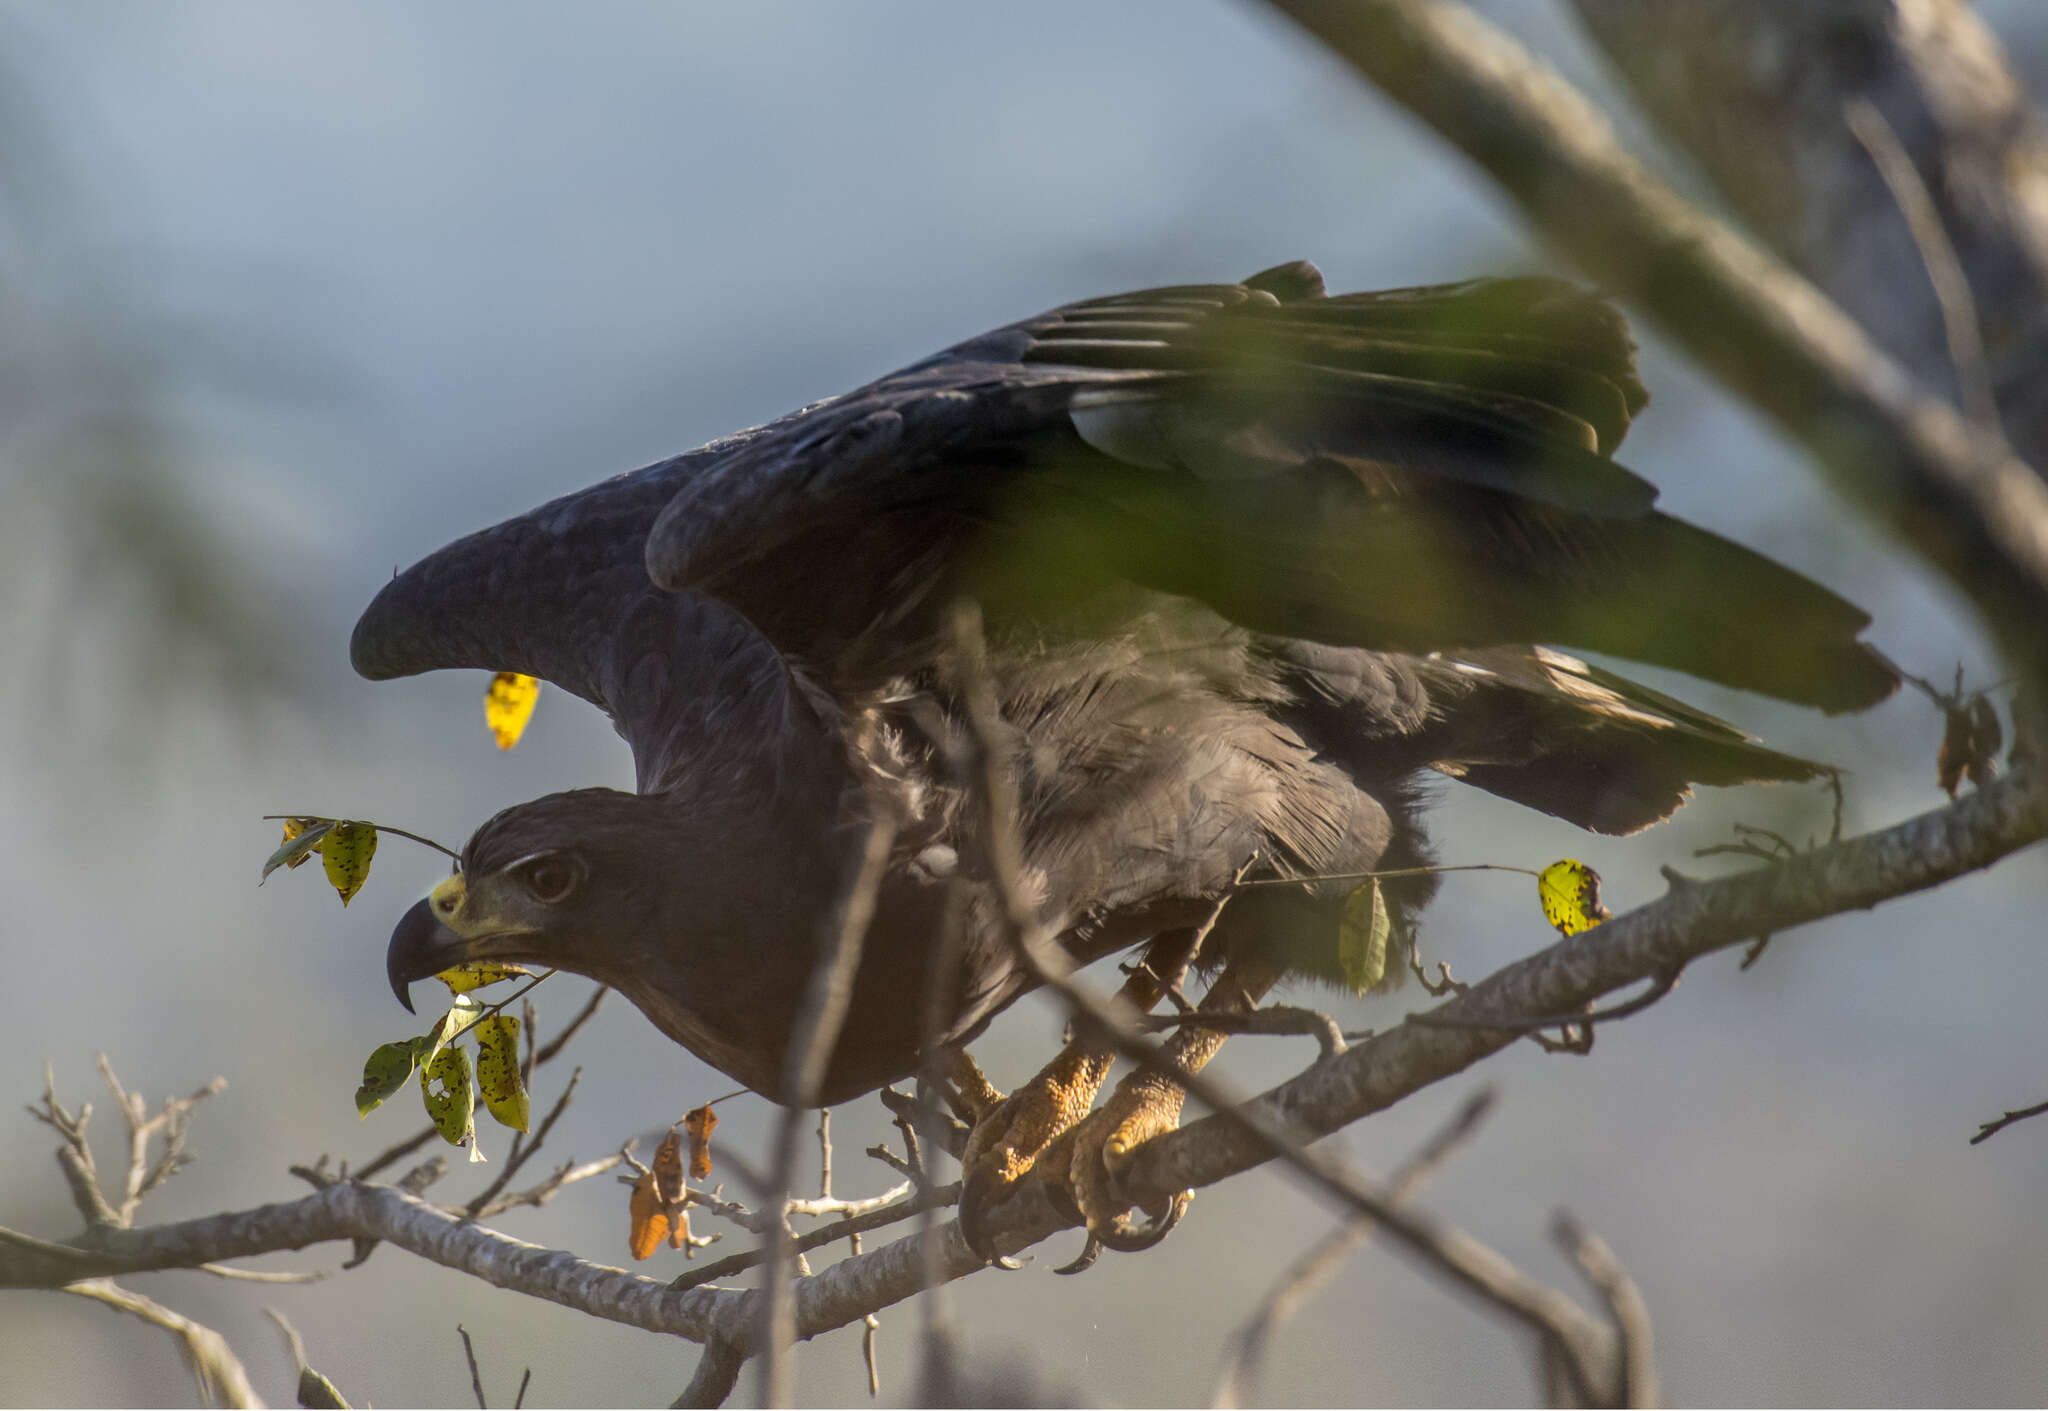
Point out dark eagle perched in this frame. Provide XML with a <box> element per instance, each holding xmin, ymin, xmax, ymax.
<box><xmin>358</xmin><ymin>262</ymin><xmax>1896</xmax><ymax>1255</ymax></box>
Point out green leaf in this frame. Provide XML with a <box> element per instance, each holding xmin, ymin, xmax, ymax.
<box><xmin>1338</xmin><ymin>876</ymin><xmax>1393</xmax><ymax>994</ymax></box>
<box><xmin>473</xmin><ymin>1013</ymin><xmax>530</xmax><ymax>1132</ymax></box>
<box><xmin>419</xmin><ymin>1043</ymin><xmax>475</xmax><ymax>1152</ymax></box>
<box><xmin>354</xmin><ymin>1039</ymin><xmax>425</xmax><ymax>1119</ymax></box>
<box><xmin>296</xmin><ymin>1365</ymin><xmax>350</xmax><ymax>1410</ymax></box>
<box><xmin>421</xmin><ymin>995</ymin><xmax>484</xmax><ymax>1072</ymax></box>
<box><xmin>261</xmin><ymin>819</ymin><xmax>334</xmax><ymax>883</ymax></box>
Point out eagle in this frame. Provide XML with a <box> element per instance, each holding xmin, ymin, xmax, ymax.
<box><xmin>357</xmin><ymin>262</ymin><xmax>1895</xmax><ymax>1257</ymax></box>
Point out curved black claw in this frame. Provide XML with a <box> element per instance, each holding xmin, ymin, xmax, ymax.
<box><xmin>957</xmin><ymin>1166</ymin><xmax>1024</xmax><ymax>1270</ymax></box>
<box><xmin>1053</xmin><ymin>1233</ymin><xmax>1104</xmax><ymax>1276</ymax></box>
<box><xmin>1089</xmin><ymin>1188</ymin><xmax>1193</xmax><ymax>1254</ymax></box>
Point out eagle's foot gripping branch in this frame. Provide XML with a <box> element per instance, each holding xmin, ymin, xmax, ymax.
<box><xmin>955</xmin><ymin>954</ymin><xmax>1277</xmax><ymax>1270</ymax></box>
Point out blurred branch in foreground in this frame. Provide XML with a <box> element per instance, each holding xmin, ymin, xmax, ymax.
<box><xmin>1263</xmin><ymin>0</ymin><xmax>2048</xmax><ymax>691</ymax></box>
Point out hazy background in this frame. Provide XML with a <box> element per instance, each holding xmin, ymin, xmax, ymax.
<box><xmin>2</xmin><ymin>3</ymin><xmax>2045</xmax><ymax>1405</ymax></box>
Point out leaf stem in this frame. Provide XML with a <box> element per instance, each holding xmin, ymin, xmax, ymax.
<box><xmin>263</xmin><ymin>815</ymin><xmax>462</xmax><ymax>861</ymax></box>
<box><xmin>1233</xmin><ymin>862</ymin><xmax>1543</xmax><ymax>890</ymax></box>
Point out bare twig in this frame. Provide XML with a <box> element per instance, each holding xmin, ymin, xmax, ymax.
<box><xmin>686</xmin><ymin>1180</ymin><xmax>914</xmax><ymax>1237</ymax></box>
<box><xmin>1212</xmin><ymin>1086</ymin><xmax>1498</xmax><ymax>1407</ymax></box>
<box><xmin>68</xmin><ymin>1278</ymin><xmax>260</xmax><ymax>1408</ymax></box>
<box><xmin>1406</xmin><ymin>966</ymin><xmax>1682</xmax><ymax>1037</ymax></box>
<box><xmin>350</xmin><ymin>1124</ymin><xmax>440</xmax><ymax>1184</ymax></box>
<box><xmin>265</xmin><ymin>1306</ymin><xmax>351</xmax><ymax>1406</ymax></box>
<box><xmin>1136</xmin><ymin>1002</ymin><xmax>1349</xmax><ymax>1058</ymax></box>
<box><xmin>27</xmin><ymin>1064</ymin><xmax>118</xmax><ymax>1227</ymax></box>
<box><xmin>465</xmin><ymin>1066</ymin><xmax>584</xmax><ymax>1218</ymax></box>
<box><xmin>667</xmin><ymin>1185</ymin><xmax>958</xmax><ymax>1294</ymax></box>
<box><xmin>758</xmin><ymin>797</ymin><xmax>900</xmax><ymax>1407</ymax></box>
<box><xmin>533</xmin><ymin>986</ymin><xmax>608</xmax><ymax>1067</ymax></box>
<box><xmin>196</xmin><ymin>1261</ymin><xmax>328</xmax><ymax>1285</ymax></box>
<box><xmin>458</xmin><ymin>1324</ymin><xmax>488</xmax><ymax>1408</ymax></box>
<box><xmin>471</xmin><ymin>1150</ymin><xmax>627</xmax><ymax>1221</ymax></box>
<box><xmin>1971</xmin><ymin>1097</ymin><xmax>2048</xmax><ymax>1145</ymax></box>
<box><xmin>1842</xmin><ymin>98</ymin><xmax>1999</xmax><ymax>437</ymax></box>
<box><xmin>1553</xmin><ymin>1212</ymin><xmax>1657</xmax><ymax>1408</ymax></box>
<box><xmin>1408</xmin><ymin>944</ymin><xmax>1468</xmax><ymax>998</ymax></box>
<box><xmin>863</xmin><ymin>1145</ymin><xmax>920</xmax><ymax>1185</ymax></box>
<box><xmin>96</xmin><ymin>1057</ymin><xmax>228</xmax><ymax>1227</ymax></box>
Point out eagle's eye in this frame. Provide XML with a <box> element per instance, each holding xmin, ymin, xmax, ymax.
<box><xmin>515</xmin><ymin>853</ymin><xmax>582</xmax><ymax>905</ymax></box>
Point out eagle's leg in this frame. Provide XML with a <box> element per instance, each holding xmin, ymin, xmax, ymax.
<box><xmin>1039</xmin><ymin>951</ymin><xmax>1282</xmax><ymax>1259</ymax></box>
<box><xmin>954</xmin><ymin>930</ymin><xmax>1197</xmax><ymax>1262</ymax></box>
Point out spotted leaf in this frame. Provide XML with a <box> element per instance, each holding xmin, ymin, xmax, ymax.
<box><xmin>1537</xmin><ymin>858</ymin><xmax>1612</xmax><ymax>937</ymax></box>
<box><xmin>473</xmin><ymin>1013</ymin><xmax>530</xmax><ymax>1132</ymax></box>
<box><xmin>419</xmin><ymin>1043</ymin><xmax>476</xmax><ymax>1154</ymax></box>
<box><xmin>319</xmin><ymin>822</ymin><xmax>378</xmax><ymax>907</ymax></box>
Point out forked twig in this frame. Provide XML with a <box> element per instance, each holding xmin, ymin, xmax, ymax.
<box><xmin>1212</xmin><ymin>1087</ymin><xmax>1497</xmax><ymax>1407</ymax></box>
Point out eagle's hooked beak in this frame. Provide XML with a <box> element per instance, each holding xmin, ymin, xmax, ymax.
<box><xmin>386</xmin><ymin>873</ymin><xmax>471</xmax><ymax>1014</ymax></box>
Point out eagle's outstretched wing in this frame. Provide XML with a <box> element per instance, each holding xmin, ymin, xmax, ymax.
<box><xmin>352</xmin><ymin>261</ymin><xmax>1894</xmax><ymax>800</ymax></box>
<box><xmin>641</xmin><ymin>261</ymin><xmax>1894</xmax><ymax>711</ymax></box>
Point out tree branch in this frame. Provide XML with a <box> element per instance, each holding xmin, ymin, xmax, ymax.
<box><xmin>1129</xmin><ymin>765</ymin><xmax>2047</xmax><ymax>1199</ymax></box>
<box><xmin>67</xmin><ymin>1278</ymin><xmax>261</xmax><ymax>1409</ymax></box>
<box><xmin>1263</xmin><ymin>0</ymin><xmax>2048</xmax><ymax>682</ymax></box>
<box><xmin>1569</xmin><ymin>0</ymin><xmax>2048</xmax><ymax>463</ymax></box>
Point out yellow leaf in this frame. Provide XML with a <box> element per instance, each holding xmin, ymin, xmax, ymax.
<box><xmin>473</xmin><ymin>1013</ymin><xmax>530</xmax><ymax>1132</ymax></box>
<box><xmin>627</xmin><ymin>1170</ymin><xmax>671</xmax><ymax>1261</ymax></box>
<box><xmin>1537</xmin><ymin>859</ymin><xmax>1612</xmax><ymax>937</ymax></box>
<box><xmin>436</xmin><ymin>962</ymin><xmax>534</xmax><ymax>995</ymax></box>
<box><xmin>261</xmin><ymin>818</ymin><xmax>334</xmax><ymax>883</ymax></box>
<box><xmin>1337</xmin><ymin>876</ymin><xmax>1393</xmax><ymax>994</ymax></box>
<box><xmin>355</xmin><ymin>1039</ymin><xmax>425</xmax><ymax>1119</ymax></box>
<box><xmin>485</xmin><ymin>672</ymin><xmax>541</xmax><ymax>751</ymax></box>
<box><xmin>320</xmin><ymin>822</ymin><xmax>378</xmax><ymax>907</ymax></box>
<box><xmin>419</xmin><ymin>1043</ymin><xmax>475</xmax><ymax>1151</ymax></box>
